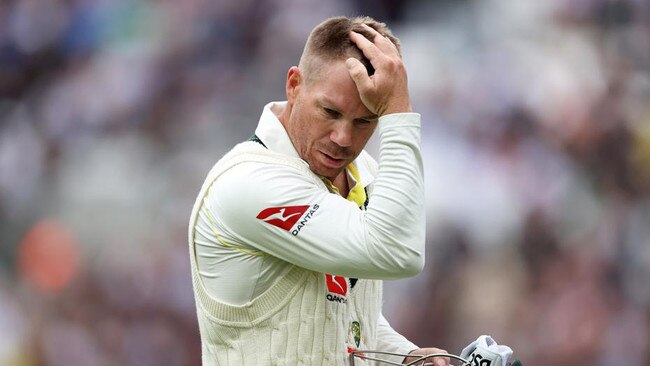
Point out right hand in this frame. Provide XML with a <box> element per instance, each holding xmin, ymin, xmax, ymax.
<box><xmin>346</xmin><ymin>24</ymin><xmax>412</xmax><ymax>117</ymax></box>
<box><xmin>403</xmin><ymin>347</ymin><xmax>451</xmax><ymax>366</ymax></box>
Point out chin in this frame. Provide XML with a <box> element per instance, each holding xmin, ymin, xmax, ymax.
<box><xmin>309</xmin><ymin>165</ymin><xmax>338</xmax><ymax>181</ymax></box>
<box><xmin>323</xmin><ymin>169</ymin><xmax>346</xmax><ymax>182</ymax></box>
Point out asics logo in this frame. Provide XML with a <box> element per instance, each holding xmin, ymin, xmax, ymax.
<box><xmin>257</xmin><ymin>205</ymin><xmax>310</xmax><ymax>231</ymax></box>
<box><xmin>469</xmin><ymin>352</ymin><xmax>493</xmax><ymax>366</ymax></box>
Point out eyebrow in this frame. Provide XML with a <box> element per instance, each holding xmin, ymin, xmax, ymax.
<box><xmin>318</xmin><ymin>97</ymin><xmax>378</xmax><ymax>121</ymax></box>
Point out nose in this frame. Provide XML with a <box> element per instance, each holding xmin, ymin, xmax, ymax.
<box><xmin>330</xmin><ymin>121</ymin><xmax>353</xmax><ymax>148</ymax></box>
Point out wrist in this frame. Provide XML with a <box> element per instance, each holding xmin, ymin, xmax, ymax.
<box><xmin>381</xmin><ymin>103</ymin><xmax>412</xmax><ymax>116</ymax></box>
<box><xmin>378</xmin><ymin>112</ymin><xmax>421</xmax><ymax>127</ymax></box>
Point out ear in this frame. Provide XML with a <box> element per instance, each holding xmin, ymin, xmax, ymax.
<box><xmin>286</xmin><ymin>66</ymin><xmax>302</xmax><ymax>103</ymax></box>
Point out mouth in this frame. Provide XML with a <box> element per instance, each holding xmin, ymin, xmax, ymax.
<box><xmin>320</xmin><ymin>151</ymin><xmax>347</xmax><ymax>168</ymax></box>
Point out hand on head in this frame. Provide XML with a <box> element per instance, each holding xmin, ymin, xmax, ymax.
<box><xmin>346</xmin><ymin>24</ymin><xmax>412</xmax><ymax>117</ymax></box>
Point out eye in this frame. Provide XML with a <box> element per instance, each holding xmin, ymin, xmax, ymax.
<box><xmin>354</xmin><ymin>118</ymin><xmax>375</xmax><ymax>127</ymax></box>
<box><xmin>323</xmin><ymin>107</ymin><xmax>341</xmax><ymax>119</ymax></box>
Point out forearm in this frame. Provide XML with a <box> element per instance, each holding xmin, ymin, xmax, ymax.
<box><xmin>212</xmin><ymin>113</ymin><xmax>425</xmax><ymax>279</ymax></box>
<box><xmin>363</xmin><ymin>112</ymin><xmax>425</xmax><ymax>276</ymax></box>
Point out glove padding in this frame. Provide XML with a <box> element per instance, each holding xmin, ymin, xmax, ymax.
<box><xmin>460</xmin><ymin>335</ymin><xmax>513</xmax><ymax>366</ymax></box>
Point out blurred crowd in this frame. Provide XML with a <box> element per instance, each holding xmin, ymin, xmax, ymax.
<box><xmin>0</xmin><ymin>0</ymin><xmax>648</xmax><ymax>365</ymax></box>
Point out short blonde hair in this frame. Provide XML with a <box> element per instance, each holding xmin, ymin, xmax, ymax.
<box><xmin>299</xmin><ymin>16</ymin><xmax>401</xmax><ymax>82</ymax></box>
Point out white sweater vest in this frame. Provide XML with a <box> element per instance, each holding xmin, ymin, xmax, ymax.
<box><xmin>188</xmin><ymin>143</ymin><xmax>383</xmax><ymax>365</ymax></box>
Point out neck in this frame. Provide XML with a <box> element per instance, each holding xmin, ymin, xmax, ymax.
<box><xmin>275</xmin><ymin>101</ymin><xmax>349</xmax><ymax>197</ymax></box>
<box><xmin>331</xmin><ymin>171</ymin><xmax>349</xmax><ymax>197</ymax></box>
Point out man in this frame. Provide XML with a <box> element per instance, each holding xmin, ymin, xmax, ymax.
<box><xmin>188</xmin><ymin>16</ymin><xmax>448</xmax><ymax>365</ymax></box>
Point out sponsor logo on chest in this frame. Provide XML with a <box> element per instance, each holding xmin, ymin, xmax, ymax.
<box><xmin>325</xmin><ymin>274</ymin><xmax>348</xmax><ymax>303</ymax></box>
<box><xmin>325</xmin><ymin>274</ymin><xmax>359</xmax><ymax>304</ymax></box>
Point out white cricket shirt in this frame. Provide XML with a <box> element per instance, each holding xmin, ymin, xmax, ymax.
<box><xmin>193</xmin><ymin>101</ymin><xmax>425</xmax><ymax>356</ymax></box>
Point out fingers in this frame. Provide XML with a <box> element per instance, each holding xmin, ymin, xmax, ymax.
<box><xmin>349</xmin><ymin>24</ymin><xmax>399</xmax><ymax>60</ymax></box>
<box><xmin>359</xmin><ymin>23</ymin><xmax>399</xmax><ymax>55</ymax></box>
<box><xmin>349</xmin><ymin>30</ymin><xmax>382</xmax><ymax>70</ymax></box>
<box><xmin>346</xmin><ymin>24</ymin><xmax>411</xmax><ymax>116</ymax></box>
<box><xmin>425</xmin><ymin>357</ymin><xmax>449</xmax><ymax>366</ymax></box>
<box><xmin>431</xmin><ymin>348</ymin><xmax>450</xmax><ymax>366</ymax></box>
<box><xmin>429</xmin><ymin>351</ymin><xmax>450</xmax><ymax>366</ymax></box>
<box><xmin>437</xmin><ymin>355</ymin><xmax>451</xmax><ymax>366</ymax></box>
<box><xmin>349</xmin><ymin>27</ymin><xmax>401</xmax><ymax>75</ymax></box>
<box><xmin>345</xmin><ymin>58</ymin><xmax>371</xmax><ymax>92</ymax></box>
<box><xmin>405</xmin><ymin>348</ymin><xmax>451</xmax><ymax>366</ymax></box>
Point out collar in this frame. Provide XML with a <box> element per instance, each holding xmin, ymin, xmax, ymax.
<box><xmin>254</xmin><ymin>101</ymin><xmax>375</xmax><ymax>189</ymax></box>
<box><xmin>254</xmin><ymin>101</ymin><xmax>301</xmax><ymax>159</ymax></box>
<box><xmin>321</xmin><ymin>163</ymin><xmax>367</xmax><ymax>208</ymax></box>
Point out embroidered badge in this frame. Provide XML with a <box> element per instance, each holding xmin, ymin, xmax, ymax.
<box><xmin>351</xmin><ymin>321</ymin><xmax>361</xmax><ymax>348</ymax></box>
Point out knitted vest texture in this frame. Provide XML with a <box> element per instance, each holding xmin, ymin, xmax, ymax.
<box><xmin>188</xmin><ymin>142</ymin><xmax>383</xmax><ymax>365</ymax></box>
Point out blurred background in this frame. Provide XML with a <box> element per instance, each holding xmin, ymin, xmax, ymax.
<box><xmin>0</xmin><ymin>0</ymin><xmax>648</xmax><ymax>365</ymax></box>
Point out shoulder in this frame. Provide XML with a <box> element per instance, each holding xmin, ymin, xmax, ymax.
<box><xmin>214</xmin><ymin>141</ymin><xmax>319</xmax><ymax>193</ymax></box>
<box><xmin>207</xmin><ymin>144</ymin><xmax>325</xmax><ymax>221</ymax></box>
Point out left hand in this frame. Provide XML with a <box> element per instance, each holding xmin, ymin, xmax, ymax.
<box><xmin>403</xmin><ymin>348</ymin><xmax>451</xmax><ymax>366</ymax></box>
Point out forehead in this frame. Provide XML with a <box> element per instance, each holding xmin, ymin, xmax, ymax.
<box><xmin>307</xmin><ymin>59</ymin><xmax>352</xmax><ymax>90</ymax></box>
<box><xmin>306</xmin><ymin>60</ymin><xmax>371</xmax><ymax>116</ymax></box>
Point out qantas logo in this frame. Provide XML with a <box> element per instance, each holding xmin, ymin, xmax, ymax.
<box><xmin>257</xmin><ymin>205</ymin><xmax>310</xmax><ymax>231</ymax></box>
<box><xmin>291</xmin><ymin>204</ymin><xmax>319</xmax><ymax>236</ymax></box>
<box><xmin>326</xmin><ymin>274</ymin><xmax>348</xmax><ymax>295</ymax></box>
<box><xmin>326</xmin><ymin>274</ymin><xmax>349</xmax><ymax>303</ymax></box>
